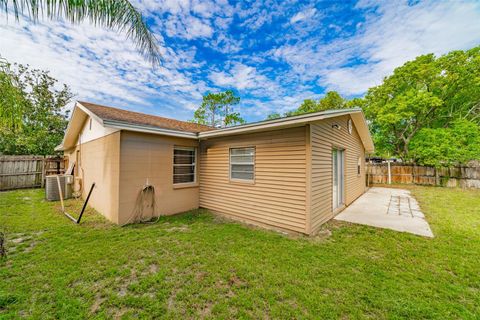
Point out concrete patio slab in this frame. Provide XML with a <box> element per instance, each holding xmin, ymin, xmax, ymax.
<box><xmin>334</xmin><ymin>187</ymin><xmax>434</xmax><ymax>237</ymax></box>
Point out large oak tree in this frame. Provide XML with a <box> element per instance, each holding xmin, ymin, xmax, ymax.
<box><xmin>0</xmin><ymin>58</ymin><xmax>72</xmax><ymax>155</ymax></box>
<box><xmin>361</xmin><ymin>46</ymin><xmax>480</xmax><ymax>161</ymax></box>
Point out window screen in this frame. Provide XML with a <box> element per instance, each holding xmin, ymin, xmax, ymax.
<box><xmin>230</xmin><ymin>147</ymin><xmax>255</xmax><ymax>181</ymax></box>
<box><xmin>173</xmin><ymin>147</ymin><xmax>196</xmax><ymax>184</ymax></box>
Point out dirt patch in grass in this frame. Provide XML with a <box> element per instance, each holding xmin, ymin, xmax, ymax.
<box><xmin>312</xmin><ymin>229</ymin><xmax>333</xmax><ymax>242</ymax></box>
<box><xmin>4</xmin><ymin>231</ymin><xmax>45</xmax><ymax>256</ymax></box>
<box><xmin>110</xmin><ymin>307</ymin><xmax>133</xmax><ymax>320</ymax></box>
<box><xmin>89</xmin><ymin>295</ymin><xmax>105</xmax><ymax>314</ymax></box>
<box><xmin>228</xmin><ymin>272</ymin><xmax>246</xmax><ymax>288</ymax></box>
<box><xmin>148</xmin><ymin>264</ymin><xmax>158</xmax><ymax>274</ymax></box>
<box><xmin>165</xmin><ymin>225</ymin><xmax>190</xmax><ymax>232</ymax></box>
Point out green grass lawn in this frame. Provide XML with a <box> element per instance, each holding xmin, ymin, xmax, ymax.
<box><xmin>1</xmin><ymin>186</ymin><xmax>479</xmax><ymax>319</ymax></box>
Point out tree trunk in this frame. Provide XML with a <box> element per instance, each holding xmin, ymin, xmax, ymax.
<box><xmin>225</xmin><ymin>105</ymin><xmax>229</xmax><ymax>127</ymax></box>
<box><xmin>396</xmin><ymin>144</ymin><xmax>403</xmax><ymax>159</ymax></box>
<box><xmin>211</xmin><ymin>107</ymin><xmax>215</xmax><ymax>127</ymax></box>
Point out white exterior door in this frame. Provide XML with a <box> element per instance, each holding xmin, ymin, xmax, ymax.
<box><xmin>332</xmin><ymin>149</ymin><xmax>344</xmax><ymax>210</ymax></box>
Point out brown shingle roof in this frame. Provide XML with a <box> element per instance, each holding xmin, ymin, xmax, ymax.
<box><xmin>79</xmin><ymin>101</ymin><xmax>214</xmax><ymax>133</ymax></box>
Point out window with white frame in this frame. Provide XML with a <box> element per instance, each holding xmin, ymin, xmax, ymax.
<box><xmin>230</xmin><ymin>147</ymin><xmax>255</xmax><ymax>181</ymax></box>
<box><xmin>173</xmin><ymin>147</ymin><xmax>196</xmax><ymax>184</ymax></box>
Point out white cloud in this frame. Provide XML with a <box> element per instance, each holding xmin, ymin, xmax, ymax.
<box><xmin>209</xmin><ymin>62</ymin><xmax>275</xmax><ymax>92</ymax></box>
<box><xmin>141</xmin><ymin>0</ymin><xmax>233</xmax><ymax>40</ymax></box>
<box><xmin>0</xmin><ymin>11</ymin><xmax>211</xmax><ymax>120</ymax></box>
<box><xmin>164</xmin><ymin>14</ymin><xmax>214</xmax><ymax>40</ymax></box>
<box><xmin>208</xmin><ymin>33</ymin><xmax>243</xmax><ymax>54</ymax></box>
<box><xmin>240</xmin><ymin>90</ymin><xmax>321</xmax><ymax>118</ymax></box>
<box><xmin>187</xmin><ymin>16</ymin><xmax>214</xmax><ymax>38</ymax></box>
<box><xmin>290</xmin><ymin>8</ymin><xmax>317</xmax><ymax>24</ymax></box>
<box><xmin>2</xmin><ymin>0</ymin><xmax>479</xmax><ymax>123</ymax></box>
<box><xmin>191</xmin><ymin>0</ymin><xmax>216</xmax><ymax>18</ymax></box>
<box><xmin>273</xmin><ymin>0</ymin><xmax>480</xmax><ymax>96</ymax></box>
<box><xmin>236</xmin><ymin>1</ymin><xmax>282</xmax><ymax>31</ymax></box>
<box><xmin>321</xmin><ymin>65</ymin><xmax>384</xmax><ymax>95</ymax></box>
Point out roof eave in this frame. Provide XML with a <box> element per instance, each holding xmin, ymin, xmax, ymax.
<box><xmin>60</xmin><ymin>102</ymin><xmax>374</xmax><ymax>153</ymax></box>
<box><xmin>198</xmin><ymin>108</ymin><xmax>375</xmax><ymax>153</ymax></box>
<box><xmin>198</xmin><ymin>108</ymin><xmax>363</xmax><ymax>139</ymax></box>
<box><xmin>103</xmin><ymin>119</ymin><xmax>199</xmax><ymax>139</ymax></box>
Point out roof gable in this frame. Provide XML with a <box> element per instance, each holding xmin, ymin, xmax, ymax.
<box><xmin>78</xmin><ymin>101</ymin><xmax>213</xmax><ymax>133</ymax></box>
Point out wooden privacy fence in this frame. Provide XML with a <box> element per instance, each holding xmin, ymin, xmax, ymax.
<box><xmin>367</xmin><ymin>163</ymin><xmax>480</xmax><ymax>188</ymax></box>
<box><xmin>0</xmin><ymin>155</ymin><xmax>65</xmax><ymax>191</ymax></box>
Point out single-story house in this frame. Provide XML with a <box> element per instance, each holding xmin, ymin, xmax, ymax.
<box><xmin>57</xmin><ymin>101</ymin><xmax>374</xmax><ymax>235</ymax></box>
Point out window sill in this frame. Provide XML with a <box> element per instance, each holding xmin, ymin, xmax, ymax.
<box><xmin>173</xmin><ymin>182</ymin><xmax>199</xmax><ymax>189</ymax></box>
<box><xmin>229</xmin><ymin>179</ymin><xmax>255</xmax><ymax>185</ymax></box>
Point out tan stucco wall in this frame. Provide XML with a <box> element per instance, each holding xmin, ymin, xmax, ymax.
<box><xmin>117</xmin><ymin>131</ymin><xmax>199</xmax><ymax>225</ymax></box>
<box><xmin>199</xmin><ymin>126</ymin><xmax>308</xmax><ymax>233</ymax></box>
<box><xmin>309</xmin><ymin>115</ymin><xmax>366</xmax><ymax>233</ymax></box>
<box><xmin>64</xmin><ymin>132</ymin><xmax>121</xmax><ymax>223</ymax></box>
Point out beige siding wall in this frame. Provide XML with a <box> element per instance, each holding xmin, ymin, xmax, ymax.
<box><xmin>64</xmin><ymin>132</ymin><xmax>121</xmax><ymax>222</ymax></box>
<box><xmin>310</xmin><ymin>115</ymin><xmax>366</xmax><ymax>233</ymax></box>
<box><xmin>118</xmin><ymin>131</ymin><xmax>199</xmax><ymax>225</ymax></box>
<box><xmin>62</xmin><ymin>116</ymin><xmax>367</xmax><ymax>231</ymax></box>
<box><xmin>199</xmin><ymin>127</ymin><xmax>308</xmax><ymax>233</ymax></box>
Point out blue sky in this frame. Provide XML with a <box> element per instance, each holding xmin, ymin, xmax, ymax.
<box><xmin>1</xmin><ymin>0</ymin><xmax>480</xmax><ymax>122</ymax></box>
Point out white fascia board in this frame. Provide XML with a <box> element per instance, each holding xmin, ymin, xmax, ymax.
<box><xmin>103</xmin><ymin>119</ymin><xmax>198</xmax><ymax>139</ymax></box>
<box><xmin>76</xmin><ymin>101</ymin><xmax>105</xmax><ymax>125</ymax></box>
<box><xmin>58</xmin><ymin>105</ymin><xmax>79</xmax><ymax>148</ymax></box>
<box><xmin>350</xmin><ymin>112</ymin><xmax>375</xmax><ymax>153</ymax></box>
<box><xmin>59</xmin><ymin>103</ymin><xmax>90</xmax><ymax>150</ymax></box>
<box><xmin>198</xmin><ymin>108</ymin><xmax>362</xmax><ymax>139</ymax></box>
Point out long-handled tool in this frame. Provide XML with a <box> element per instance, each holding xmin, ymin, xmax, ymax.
<box><xmin>56</xmin><ymin>175</ymin><xmax>94</xmax><ymax>224</ymax></box>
